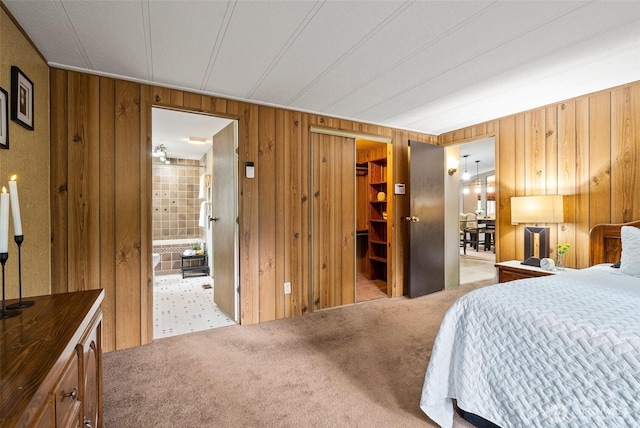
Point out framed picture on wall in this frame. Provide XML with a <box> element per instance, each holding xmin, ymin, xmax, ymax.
<box><xmin>10</xmin><ymin>66</ymin><xmax>34</xmax><ymax>131</ymax></box>
<box><xmin>0</xmin><ymin>86</ymin><xmax>8</xmax><ymax>149</ymax></box>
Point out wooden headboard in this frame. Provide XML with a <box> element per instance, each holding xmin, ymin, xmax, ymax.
<box><xmin>589</xmin><ymin>220</ymin><xmax>640</xmax><ymax>266</ymax></box>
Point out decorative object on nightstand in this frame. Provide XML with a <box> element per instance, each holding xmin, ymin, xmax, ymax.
<box><xmin>540</xmin><ymin>258</ymin><xmax>555</xmax><ymax>271</ymax></box>
<box><xmin>556</xmin><ymin>243</ymin><xmax>570</xmax><ymax>270</ymax></box>
<box><xmin>510</xmin><ymin>195</ymin><xmax>565</xmax><ymax>267</ymax></box>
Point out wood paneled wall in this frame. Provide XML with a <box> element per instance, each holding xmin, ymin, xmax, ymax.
<box><xmin>50</xmin><ymin>68</ymin><xmax>437</xmax><ymax>352</ymax></box>
<box><xmin>440</xmin><ymin>81</ymin><xmax>640</xmax><ymax>269</ymax></box>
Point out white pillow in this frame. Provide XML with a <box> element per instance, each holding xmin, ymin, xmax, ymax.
<box><xmin>620</xmin><ymin>226</ymin><xmax>640</xmax><ymax>276</ymax></box>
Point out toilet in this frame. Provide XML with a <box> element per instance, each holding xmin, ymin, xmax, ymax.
<box><xmin>152</xmin><ymin>253</ymin><xmax>161</xmax><ymax>284</ymax></box>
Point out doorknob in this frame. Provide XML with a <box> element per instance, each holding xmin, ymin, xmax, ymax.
<box><xmin>404</xmin><ymin>216</ymin><xmax>420</xmax><ymax>222</ymax></box>
<box><xmin>210</xmin><ymin>217</ymin><xmax>218</xmax><ymax>222</ymax></box>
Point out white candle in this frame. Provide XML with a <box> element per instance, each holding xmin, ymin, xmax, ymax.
<box><xmin>8</xmin><ymin>175</ymin><xmax>22</xmax><ymax>236</ymax></box>
<box><xmin>0</xmin><ymin>187</ymin><xmax>9</xmax><ymax>253</ymax></box>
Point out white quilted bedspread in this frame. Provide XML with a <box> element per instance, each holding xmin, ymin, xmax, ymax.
<box><xmin>420</xmin><ymin>265</ymin><xmax>640</xmax><ymax>427</ymax></box>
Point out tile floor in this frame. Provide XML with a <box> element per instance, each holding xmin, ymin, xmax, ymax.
<box><xmin>153</xmin><ymin>274</ymin><xmax>235</xmax><ymax>340</ymax></box>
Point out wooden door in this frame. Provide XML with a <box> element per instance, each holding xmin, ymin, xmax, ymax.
<box><xmin>212</xmin><ymin>122</ymin><xmax>238</xmax><ymax>320</ymax></box>
<box><xmin>311</xmin><ymin>133</ymin><xmax>356</xmax><ymax>310</ymax></box>
<box><xmin>408</xmin><ymin>140</ymin><xmax>445</xmax><ymax>297</ymax></box>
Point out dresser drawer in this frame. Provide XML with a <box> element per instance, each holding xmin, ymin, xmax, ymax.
<box><xmin>54</xmin><ymin>352</ymin><xmax>82</xmax><ymax>427</ymax></box>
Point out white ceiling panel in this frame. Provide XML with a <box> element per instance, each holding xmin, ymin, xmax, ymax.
<box><xmin>60</xmin><ymin>0</ymin><xmax>150</xmax><ymax>79</ymax></box>
<box><xmin>361</xmin><ymin>17</ymin><xmax>640</xmax><ymax>126</ymax></box>
<box><xmin>288</xmin><ymin>1</ymin><xmax>493</xmax><ymax>111</ymax></box>
<box><xmin>321</xmin><ymin>1</ymin><xmax>597</xmax><ymax>118</ymax></box>
<box><xmin>3</xmin><ymin>0</ymin><xmax>640</xmax><ymax>135</ymax></box>
<box><xmin>3</xmin><ymin>0</ymin><xmax>87</xmax><ymax>68</ymax></box>
<box><xmin>204</xmin><ymin>1</ymin><xmax>318</xmax><ymax>98</ymax></box>
<box><xmin>248</xmin><ymin>0</ymin><xmax>403</xmax><ymax>105</ymax></box>
<box><xmin>149</xmin><ymin>1</ymin><xmax>229</xmax><ymax>89</ymax></box>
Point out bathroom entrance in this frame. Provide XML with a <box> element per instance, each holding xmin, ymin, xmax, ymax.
<box><xmin>151</xmin><ymin>107</ymin><xmax>239</xmax><ymax>339</ymax></box>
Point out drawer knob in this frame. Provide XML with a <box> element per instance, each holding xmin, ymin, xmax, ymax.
<box><xmin>64</xmin><ymin>387</ymin><xmax>78</xmax><ymax>400</ymax></box>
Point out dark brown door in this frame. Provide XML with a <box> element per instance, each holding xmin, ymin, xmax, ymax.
<box><xmin>408</xmin><ymin>140</ymin><xmax>445</xmax><ymax>297</ymax></box>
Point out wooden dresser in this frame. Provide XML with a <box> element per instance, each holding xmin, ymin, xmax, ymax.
<box><xmin>1</xmin><ymin>289</ymin><xmax>104</xmax><ymax>427</ymax></box>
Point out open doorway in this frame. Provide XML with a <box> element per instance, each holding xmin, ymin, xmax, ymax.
<box><xmin>150</xmin><ymin>107</ymin><xmax>238</xmax><ymax>339</ymax></box>
<box><xmin>355</xmin><ymin>138</ymin><xmax>392</xmax><ymax>303</ymax></box>
<box><xmin>457</xmin><ymin>137</ymin><xmax>496</xmax><ymax>285</ymax></box>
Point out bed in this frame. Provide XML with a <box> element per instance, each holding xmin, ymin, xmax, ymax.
<box><xmin>420</xmin><ymin>220</ymin><xmax>640</xmax><ymax>427</ymax></box>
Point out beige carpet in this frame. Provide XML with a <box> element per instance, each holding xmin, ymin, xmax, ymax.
<box><xmin>103</xmin><ymin>281</ymin><xmax>492</xmax><ymax>427</ymax></box>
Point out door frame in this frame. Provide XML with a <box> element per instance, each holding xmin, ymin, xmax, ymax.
<box><xmin>309</xmin><ymin>127</ymin><xmax>393</xmax><ymax>308</ymax></box>
<box><xmin>148</xmin><ymin>105</ymin><xmax>240</xmax><ymax>338</ymax></box>
<box><xmin>444</xmin><ymin>136</ymin><xmax>496</xmax><ymax>288</ymax></box>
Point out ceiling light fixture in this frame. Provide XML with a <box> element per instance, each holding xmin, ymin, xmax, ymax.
<box><xmin>153</xmin><ymin>144</ymin><xmax>167</xmax><ymax>159</ymax></box>
<box><xmin>461</xmin><ymin>155</ymin><xmax>470</xmax><ymax>181</ymax></box>
<box><xmin>188</xmin><ymin>136</ymin><xmax>208</xmax><ymax>145</ymax></box>
<box><xmin>474</xmin><ymin>160</ymin><xmax>481</xmax><ymax>194</ymax></box>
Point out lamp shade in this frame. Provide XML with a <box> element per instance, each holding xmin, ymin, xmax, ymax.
<box><xmin>511</xmin><ymin>195</ymin><xmax>564</xmax><ymax>224</ymax></box>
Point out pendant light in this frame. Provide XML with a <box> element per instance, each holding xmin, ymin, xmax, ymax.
<box><xmin>461</xmin><ymin>155</ymin><xmax>470</xmax><ymax>181</ymax></box>
<box><xmin>474</xmin><ymin>160</ymin><xmax>481</xmax><ymax>194</ymax></box>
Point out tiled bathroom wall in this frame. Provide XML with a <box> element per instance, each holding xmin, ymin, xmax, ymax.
<box><xmin>152</xmin><ymin>158</ymin><xmax>203</xmax><ymax>239</ymax></box>
<box><xmin>153</xmin><ymin>158</ymin><xmax>207</xmax><ymax>275</ymax></box>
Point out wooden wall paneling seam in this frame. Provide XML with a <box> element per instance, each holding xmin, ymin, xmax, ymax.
<box><xmin>50</xmin><ymin>68</ymin><xmax>69</xmax><ymax>294</ymax></box>
<box><xmin>169</xmin><ymin>90</ymin><xmax>184</xmax><ymax>107</ymax></box>
<box><xmin>67</xmin><ymin>72</ymin><xmax>101</xmax><ymax>294</ymax></box>
<box><xmin>98</xmin><ymin>77</ymin><xmax>116</xmax><ymax>352</ymax></box>
<box><xmin>139</xmin><ymin>84</ymin><xmax>152</xmax><ymax>345</ymax></box>
<box><xmin>287</xmin><ymin>110</ymin><xmax>302</xmax><ymax>317</ymax></box>
<box><xmin>514</xmin><ymin>114</ymin><xmax>526</xmax><ymax>262</ymax></box>
<box><xmin>493</xmin><ymin>122</ymin><xmax>501</xmax><ymax>262</ymax></box>
<box><xmin>330</xmin><ymin>136</ymin><xmax>339</xmax><ymax>307</ymax></box>
<box><xmin>575</xmin><ymin>98</ymin><xmax>591</xmax><ymax>268</ymax></box>
<box><xmin>300</xmin><ymin>113</ymin><xmax>311</xmax><ymax>315</ymax></box>
<box><xmin>275</xmin><ymin>108</ymin><xmax>286</xmax><ymax>320</ymax></box>
<box><xmin>183</xmin><ymin>91</ymin><xmax>202</xmax><ymax>111</ymax></box>
<box><xmin>114</xmin><ymin>80</ymin><xmax>142</xmax><ymax>350</ymax></box>
<box><xmin>545</xmin><ymin>106</ymin><xmax>559</xmax><ymax>256</ymax></box>
<box><xmin>238</xmin><ymin>102</ymin><xmax>259</xmax><ymax>325</ymax></box>
<box><xmin>611</xmin><ymin>85</ymin><xmax>640</xmax><ymax>223</ymax></box>
<box><xmin>283</xmin><ymin>110</ymin><xmax>292</xmax><ymax>318</ymax></box>
<box><xmin>311</xmin><ymin>133</ymin><xmax>321</xmax><ymax>309</ymax></box>
<box><xmin>524</xmin><ymin>109</ymin><xmax>546</xmax><ymax>195</ymax></box>
<box><xmin>152</xmin><ymin>87</ymin><xmax>170</xmax><ymax>105</ymax></box>
<box><xmin>557</xmin><ymin>101</ymin><xmax>578</xmax><ymax>268</ymax></box>
<box><xmin>589</xmin><ymin>92</ymin><xmax>612</xmax><ymax>227</ymax></box>
<box><xmin>258</xmin><ymin>105</ymin><xmax>276</xmax><ymax>322</ymax></box>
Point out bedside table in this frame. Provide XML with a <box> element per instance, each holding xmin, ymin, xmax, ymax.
<box><xmin>495</xmin><ymin>260</ymin><xmax>575</xmax><ymax>283</ymax></box>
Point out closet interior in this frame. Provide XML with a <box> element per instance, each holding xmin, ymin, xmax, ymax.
<box><xmin>355</xmin><ymin>139</ymin><xmax>392</xmax><ymax>302</ymax></box>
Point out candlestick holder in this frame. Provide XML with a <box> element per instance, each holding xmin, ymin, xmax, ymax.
<box><xmin>7</xmin><ymin>235</ymin><xmax>34</xmax><ymax>310</ymax></box>
<box><xmin>1</xmin><ymin>252</ymin><xmax>21</xmax><ymax>319</ymax></box>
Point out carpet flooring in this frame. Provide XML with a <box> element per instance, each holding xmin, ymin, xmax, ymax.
<box><xmin>103</xmin><ymin>281</ymin><xmax>491</xmax><ymax>427</ymax></box>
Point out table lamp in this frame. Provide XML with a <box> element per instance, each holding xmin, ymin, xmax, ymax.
<box><xmin>511</xmin><ymin>195</ymin><xmax>564</xmax><ymax>267</ymax></box>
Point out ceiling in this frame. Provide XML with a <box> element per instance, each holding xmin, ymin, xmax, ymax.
<box><xmin>4</xmin><ymin>0</ymin><xmax>640</xmax><ymax>146</ymax></box>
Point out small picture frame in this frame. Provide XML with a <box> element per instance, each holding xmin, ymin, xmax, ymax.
<box><xmin>0</xmin><ymin>86</ymin><xmax>8</xmax><ymax>149</ymax></box>
<box><xmin>11</xmin><ymin>66</ymin><xmax>34</xmax><ymax>131</ymax></box>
